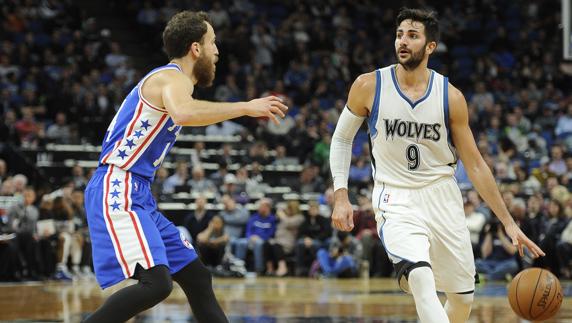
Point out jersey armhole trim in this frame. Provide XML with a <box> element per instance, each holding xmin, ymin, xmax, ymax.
<box><xmin>138</xmin><ymin>66</ymin><xmax>182</xmax><ymax>113</ymax></box>
<box><xmin>368</xmin><ymin>69</ymin><xmax>382</xmax><ymax>139</ymax></box>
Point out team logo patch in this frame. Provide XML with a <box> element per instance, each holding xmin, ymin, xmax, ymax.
<box><xmin>383</xmin><ymin>193</ymin><xmax>390</xmax><ymax>203</ymax></box>
<box><xmin>180</xmin><ymin>231</ymin><xmax>194</xmax><ymax>250</ymax></box>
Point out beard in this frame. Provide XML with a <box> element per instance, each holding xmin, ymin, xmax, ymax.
<box><xmin>396</xmin><ymin>46</ymin><xmax>425</xmax><ymax>71</ymax></box>
<box><xmin>193</xmin><ymin>54</ymin><xmax>215</xmax><ymax>88</ymax></box>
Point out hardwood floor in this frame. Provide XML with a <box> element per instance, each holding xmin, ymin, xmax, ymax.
<box><xmin>1</xmin><ymin>277</ymin><xmax>570</xmax><ymax>322</ymax></box>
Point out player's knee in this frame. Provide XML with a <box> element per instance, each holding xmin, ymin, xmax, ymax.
<box><xmin>139</xmin><ymin>265</ymin><xmax>173</xmax><ymax>303</ymax></box>
<box><xmin>447</xmin><ymin>292</ymin><xmax>474</xmax><ymax>307</ymax></box>
<box><xmin>394</xmin><ymin>260</ymin><xmax>432</xmax><ymax>293</ymax></box>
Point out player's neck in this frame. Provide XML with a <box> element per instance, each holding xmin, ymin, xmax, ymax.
<box><xmin>170</xmin><ymin>58</ymin><xmax>196</xmax><ymax>84</ymax></box>
<box><xmin>395</xmin><ymin>64</ymin><xmax>429</xmax><ymax>88</ymax></box>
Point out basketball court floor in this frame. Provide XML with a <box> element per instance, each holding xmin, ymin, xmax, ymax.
<box><xmin>1</xmin><ymin>277</ymin><xmax>570</xmax><ymax>322</ymax></box>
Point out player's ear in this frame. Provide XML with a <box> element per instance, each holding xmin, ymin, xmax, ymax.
<box><xmin>425</xmin><ymin>41</ymin><xmax>437</xmax><ymax>55</ymax></box>
<box><xmin>189</xmin><ymin>42</ymin><xmax>201</xmax><ymax>58</ymax></box>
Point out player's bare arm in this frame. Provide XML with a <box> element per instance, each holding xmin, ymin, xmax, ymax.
<box><xmin>448</xmin><ymin>83</ymin><xmax>545</xmax><ymax>258</ymax></box>
<box><xmin>143</xmin><ymin>69</ymin><xmax>288</xmax><ymax>127</ymax></box>
<box><xmin>331</xmin><ymin>72</ymin><xmax>375</xmax><ymax>231</ymax></box>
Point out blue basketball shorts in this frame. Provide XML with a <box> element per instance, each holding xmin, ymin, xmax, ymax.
<box><xmin>84</xmin><ymin>165</ymin><xmax>197</xmax><ymax>289</ymax></box>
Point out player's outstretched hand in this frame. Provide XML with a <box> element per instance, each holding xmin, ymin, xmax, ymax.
<box><xmin>504</xmin><ymin>221</ymin><xmax>545</xmax><ymax>258</ymax></box>
<box><xmin>332</xmin><ymin>201</ymin><xmax>354</xmax><ymax>232</ymax></box>
<box><xmin>246</xmin><ymin>96</ymin><xmax>288</xmax><ymax>125</ymax></box>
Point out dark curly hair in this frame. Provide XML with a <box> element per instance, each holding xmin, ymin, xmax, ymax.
<box><xmin>396</xmin><ymin>8</ymin><xmax>440</xmax><ymax>44</ymax></box>
<box><xmin>162</xmin><ymin>11</ymin><xmax>212</xmax><ymax>60</ymax></box>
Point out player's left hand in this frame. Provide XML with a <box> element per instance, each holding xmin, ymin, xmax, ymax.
<box><xmin>504</xmin><ymin>221</ymin><xmax>545</xmax><ymax>258</ymax></box>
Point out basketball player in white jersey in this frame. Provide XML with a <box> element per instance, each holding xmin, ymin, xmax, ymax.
<box><xmin>83</xmin><ymin>11</ymin><xmax>287</xmax><ymax>323</ymax></box>
<box><xmin>330</xmin><ymin>8</ymin><xmax>544</xmax><ymax>323</ymax></box>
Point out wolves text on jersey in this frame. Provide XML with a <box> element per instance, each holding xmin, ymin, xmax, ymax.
<box><xmin>383</xmin><ymin>118</ymin><xmax>441</xmax><ymax>142</ymax></box>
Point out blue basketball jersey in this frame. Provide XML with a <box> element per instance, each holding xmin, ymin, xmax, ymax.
<box><xmin>99</xmin><ymin>63</ymin><xmax>183</xmax><ymax>182</ymax></box>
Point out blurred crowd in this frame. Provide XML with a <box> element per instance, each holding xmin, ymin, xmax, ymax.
<box><xmin>1</xmin><ymin>0</ymin><xmax>572</xmax><ymax>281</ymax></box>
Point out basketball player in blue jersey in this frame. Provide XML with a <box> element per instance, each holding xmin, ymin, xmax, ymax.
<box><xmin>330</xmin><ymin>8</ymin><xmax>544</xmax><ymax>323</ymax></box>
<box><xmin>83</xmin><ymin>11</ymin><xmax>287</xmax><ymax>323</ymax></box>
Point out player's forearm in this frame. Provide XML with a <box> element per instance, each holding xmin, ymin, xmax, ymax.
<box><xmin>466</xmin><ymin>160</ymin><xmax>514</xmax><ymax>226</ymax></box>
<box><xmin>171</xmin><ymin>100</ymin><xmax>247</xmax><ymax>126</ymax></box>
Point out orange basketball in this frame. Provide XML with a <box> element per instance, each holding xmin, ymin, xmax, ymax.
<box><xmin>508</xmin><ymin>268</ymin><xmax>563</xmax><ymax>321</ymax></box>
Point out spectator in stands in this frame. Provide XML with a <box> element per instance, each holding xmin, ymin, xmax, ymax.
<box><xmin>465</xmin><ymin>201</ymin><xmax>486</xmax><ymax>258</ymax></box>
<box><xmin>299</xmin><ymin>165</ymin><xmax>324</xmax><ymax>194</ymax></box>
<box><xmin>0</xmin><ymin>159</ymin><xmax>7</xmax><ymax>185</ymax></box>
<box><xmin>183</xmin><ymin>195</ymin><xmax>215</xmax><ymax>245</ymax></box>
<box><xmin>352</xmin><ymin>195</ymin><xmax>391</xmax><ymax>277</ymax></box>
<box><xmin>235</xmin><ymin>198</ymin><xmax>276</xmax><ymax>274</ymax></box>
<box><xmin>548</xmin><ymin>145</ymin><xmax>567</xmax><ymax>176</ymax></box>
<box><xmin>557</xmin><ymin>219</ymin><xmax>572</xmax><ymax>279</ymax></box>
<box><xmin>52</xmin><ymin>196</ymin><xmax>82</xmax><ymax>280</ymax></box>
<box><xmin>162</xmin><ymin>160</ymin><xmax>189</xmax><ymax>194</ymax></box>
<box><xmin>152</xmin><ymin>167</ymin><xmax>169</xmax><ymax>200</ymax></box>
<box><xmin>313</xmin><ymin>231</ymin><xmax>362</xmax><ymax>278</ymax></box>
<box><xmin>12</xmin><ymin>174</ymin><xmax>27</xmax><ymax>196</ymax></box>
<box><xmin>555</xmin><ymin>104</ymin><xmax>572</xmax><ymax>142</ymax></box>
<box><xmin>8</xmin><ymin>187</ymin><xmax>41</xmax><ymax>279</ymax></box>
<box><xmin>187</xmin><ymin>165</ymin><xmax>217</xmax><ymax>194</ymax></box>
<box><xmin>46</xmin><ymin>112</ymin><xmax>71</xmax><ymax>144</ymax></box>
<box><xmin>220</xmin><ymin>194</ymin><xmax>249</xmax><ymax>254</ymax></box>
<box><xmin>265</xmin><ymin>200</ymin><xmax>304</xmax><ymax>276</ymax></box>
<box><xmin>197</xmin><ymin>215</ymin><xmax>228</xmax><ymax>268</ymax></box>
<box><xmin>475</xmin><ymin>218</ymin><xmax>519</xmax><ymax>281</ymax></box>
<box><xmin>535</xmin><ymin>199</ymin><xmax>569</xmax><ymax>276</ymax></box>
<box><xmin>70</xmin><ymin>188</ymin><xmax>93</xmax><ymax>278</ymax></box>
<box><xmin>295</xmin><ymin>200</ymin><xmax>331</xmax><ymax>276</ymax></box>
<box><xmin>210</xmin><ymin>161</ymin><xmax>229</xmax><ymax>190</ymax></box>
<box><xmin>70</xmin><ymin>165</ymin><xmax>87</xmax><ymax>190</ymax></box>
<box><xmin>0</xmin><ymin>198</ymin><xmax>20</xmax><ymax>281</ymax></box>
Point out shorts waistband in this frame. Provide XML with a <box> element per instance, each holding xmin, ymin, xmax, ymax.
<box><xmin>95</xmin><ymin>164</ymin><xmax>152</xmax><ymax>185</ymax></box>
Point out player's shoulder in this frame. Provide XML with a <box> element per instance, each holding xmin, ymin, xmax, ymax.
<box><xmin>446</xmin><ymin>80</ymin><xmax>466</xmax><ymax>105</ymax></box>
<box><xmin>145</xmin><ymin>67</ymin><xmax>191</xmax><ymax>90</ymax></box>
<box><xmin>352</xmin><ymin>70</ymin><xmax>379</xmax><ymax>92</ymax></box>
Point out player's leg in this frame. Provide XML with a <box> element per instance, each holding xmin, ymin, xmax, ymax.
<box><xmin>172</xmin><ymin>259</ymin><xmax>228</xmax><ymax>323</ymax></box>
<box><xmin>425</xmin><ymin>178</ymin><xmax>477</xmax><ymax>323</ymax></box>
<box><xmin>375</xmin><ymin>183</ymin><xmax>449</xmax><ymax>323</ymax></box>
<box><xmin>395</xmin><ymin>261</ymin><xmax>450</xmax><ymax>322</ymax></box>
<box><xmin>84</xmin><ymin>167</ymin><xmax>175</xmax><ymax>322</ymax></box>
<box><xmin>83</xmin><ymin>265</ymin><xmax>173</xmax><ymax>323</ymax></box>
<box><xmin>152</xmin><ymin>210</ymin><xmax>228</xmax><ymax>323</ymax></box>
<box><xmin>444</xmin><ymin>292</ymin><xmax>474</xmax><ymax>323</ymax></box>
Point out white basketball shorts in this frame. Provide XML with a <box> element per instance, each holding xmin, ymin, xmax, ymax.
<box><xmin>373</xmin><ymin>176</ymin><xmax>476</xmax><ymax>293</ymax></box>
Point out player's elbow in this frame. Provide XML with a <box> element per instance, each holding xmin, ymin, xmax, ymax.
<box><xmin>170</xmin><ymin>110</ymin><xmax>200</xmax><ymax>126</ymax></box>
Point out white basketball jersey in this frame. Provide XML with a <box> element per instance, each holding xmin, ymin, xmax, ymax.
<box><xmin>367</xmin><ymin>65</ymin><xmax>457</xmax><ymax>188</ymax></box>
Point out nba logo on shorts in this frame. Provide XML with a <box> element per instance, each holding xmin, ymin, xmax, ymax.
<box><xmin>383</xmin><ymin>194</ymin><xmax>390</xmax><ymax>203</ymax></box>
<box><xmin>180</xmin><ymin>231</ymin><xmax>194</xmax><ymax>250</ymax></box>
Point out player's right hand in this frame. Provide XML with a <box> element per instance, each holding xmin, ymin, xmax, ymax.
<box><xmin>246</xmin><ymin>96</ymin><xmax>288</xmax><ymax>125</ymax></box>
<box><xmin>332</xmin><ymin>201</ymin><xmax>354</xmax><ymax>232</ymax></box>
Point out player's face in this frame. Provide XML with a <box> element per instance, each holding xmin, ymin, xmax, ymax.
<box><xmin>194</xmin><ymin>23</ymin><xmax>219</xmax><ymax>88</ymax></box>
<box><xmin>395</xmin><ymin>19</ymin><xmax>428</xmax><ymax>70</ymax></box>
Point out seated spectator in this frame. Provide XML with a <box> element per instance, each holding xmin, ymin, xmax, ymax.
<box><xmin>46</xmin><ymin>112</ymin><xmax>71</xmax><ymax>144</ymax></box>
<box><xmin>265</xmin><ymin>200</ymin><xmax>304</xmax><ymax>276</ymax></box>
<box><xmin>7</xmin><ymin>187</ymin><xmax>42</xmax><ymax>280</ymax></box>
<box><xmin>219</xmin><ymin>194</ymin><xmax>249</xmax><ymax>253</ymax></box>
<box><xmin>295</xmin><ymin>201</ymin><xmax>331</xmax><ymax>276</ymax></box>
<box><xmin>313</xmin><ymin>231</ymin><xmax>362</xmax><ymax>278</ymax></box>
<box><xmin>465</xmin><ymin>200</ymin><xmax>486</xmax><ymax>258</ymax></box>
<box><xmin>187</xmin><ymin>165</ymin><xmax>217</xmax><ymax>194</ymax></box>
<box><xmin>534</xmin><ymin>199</ymin><xmax>569</xmax><ymax>275</ymax></box>
<box><xmin>557</xmin><ymin>219</ymin><xmax>572</xmax><ymax>279</ymax></box>
<box><xmin>183</xmin><ymin>195</ymin><xmax>215</xmax><ymax>245</ymax></box>
<box><xmin>52</xmin><ymin>196</ymin><xmax>83</xmax><ymax>280</ymax></box>
<box><xmin>352</xmin><ymin>196</ymin><xmax>391</xmax><ymax>277</ymax></box>
<box><xmin>162</xmin><ymin>160</ymin><xmax>189</xmax><ymax>194</ymax></box>
<box><xmin>235</xmin><ymin>198</ymin><xmax>276</xmax><ymax>274</ymax></box>
<box><xmin>197</xmin><ymin>216</ymin><xmax>229</xmax><ymax>267</ymax></box>
<box><xmin>475</xmin><ymin>218</ymin><xmax>518</xmax><ymax>280</ymax></box>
